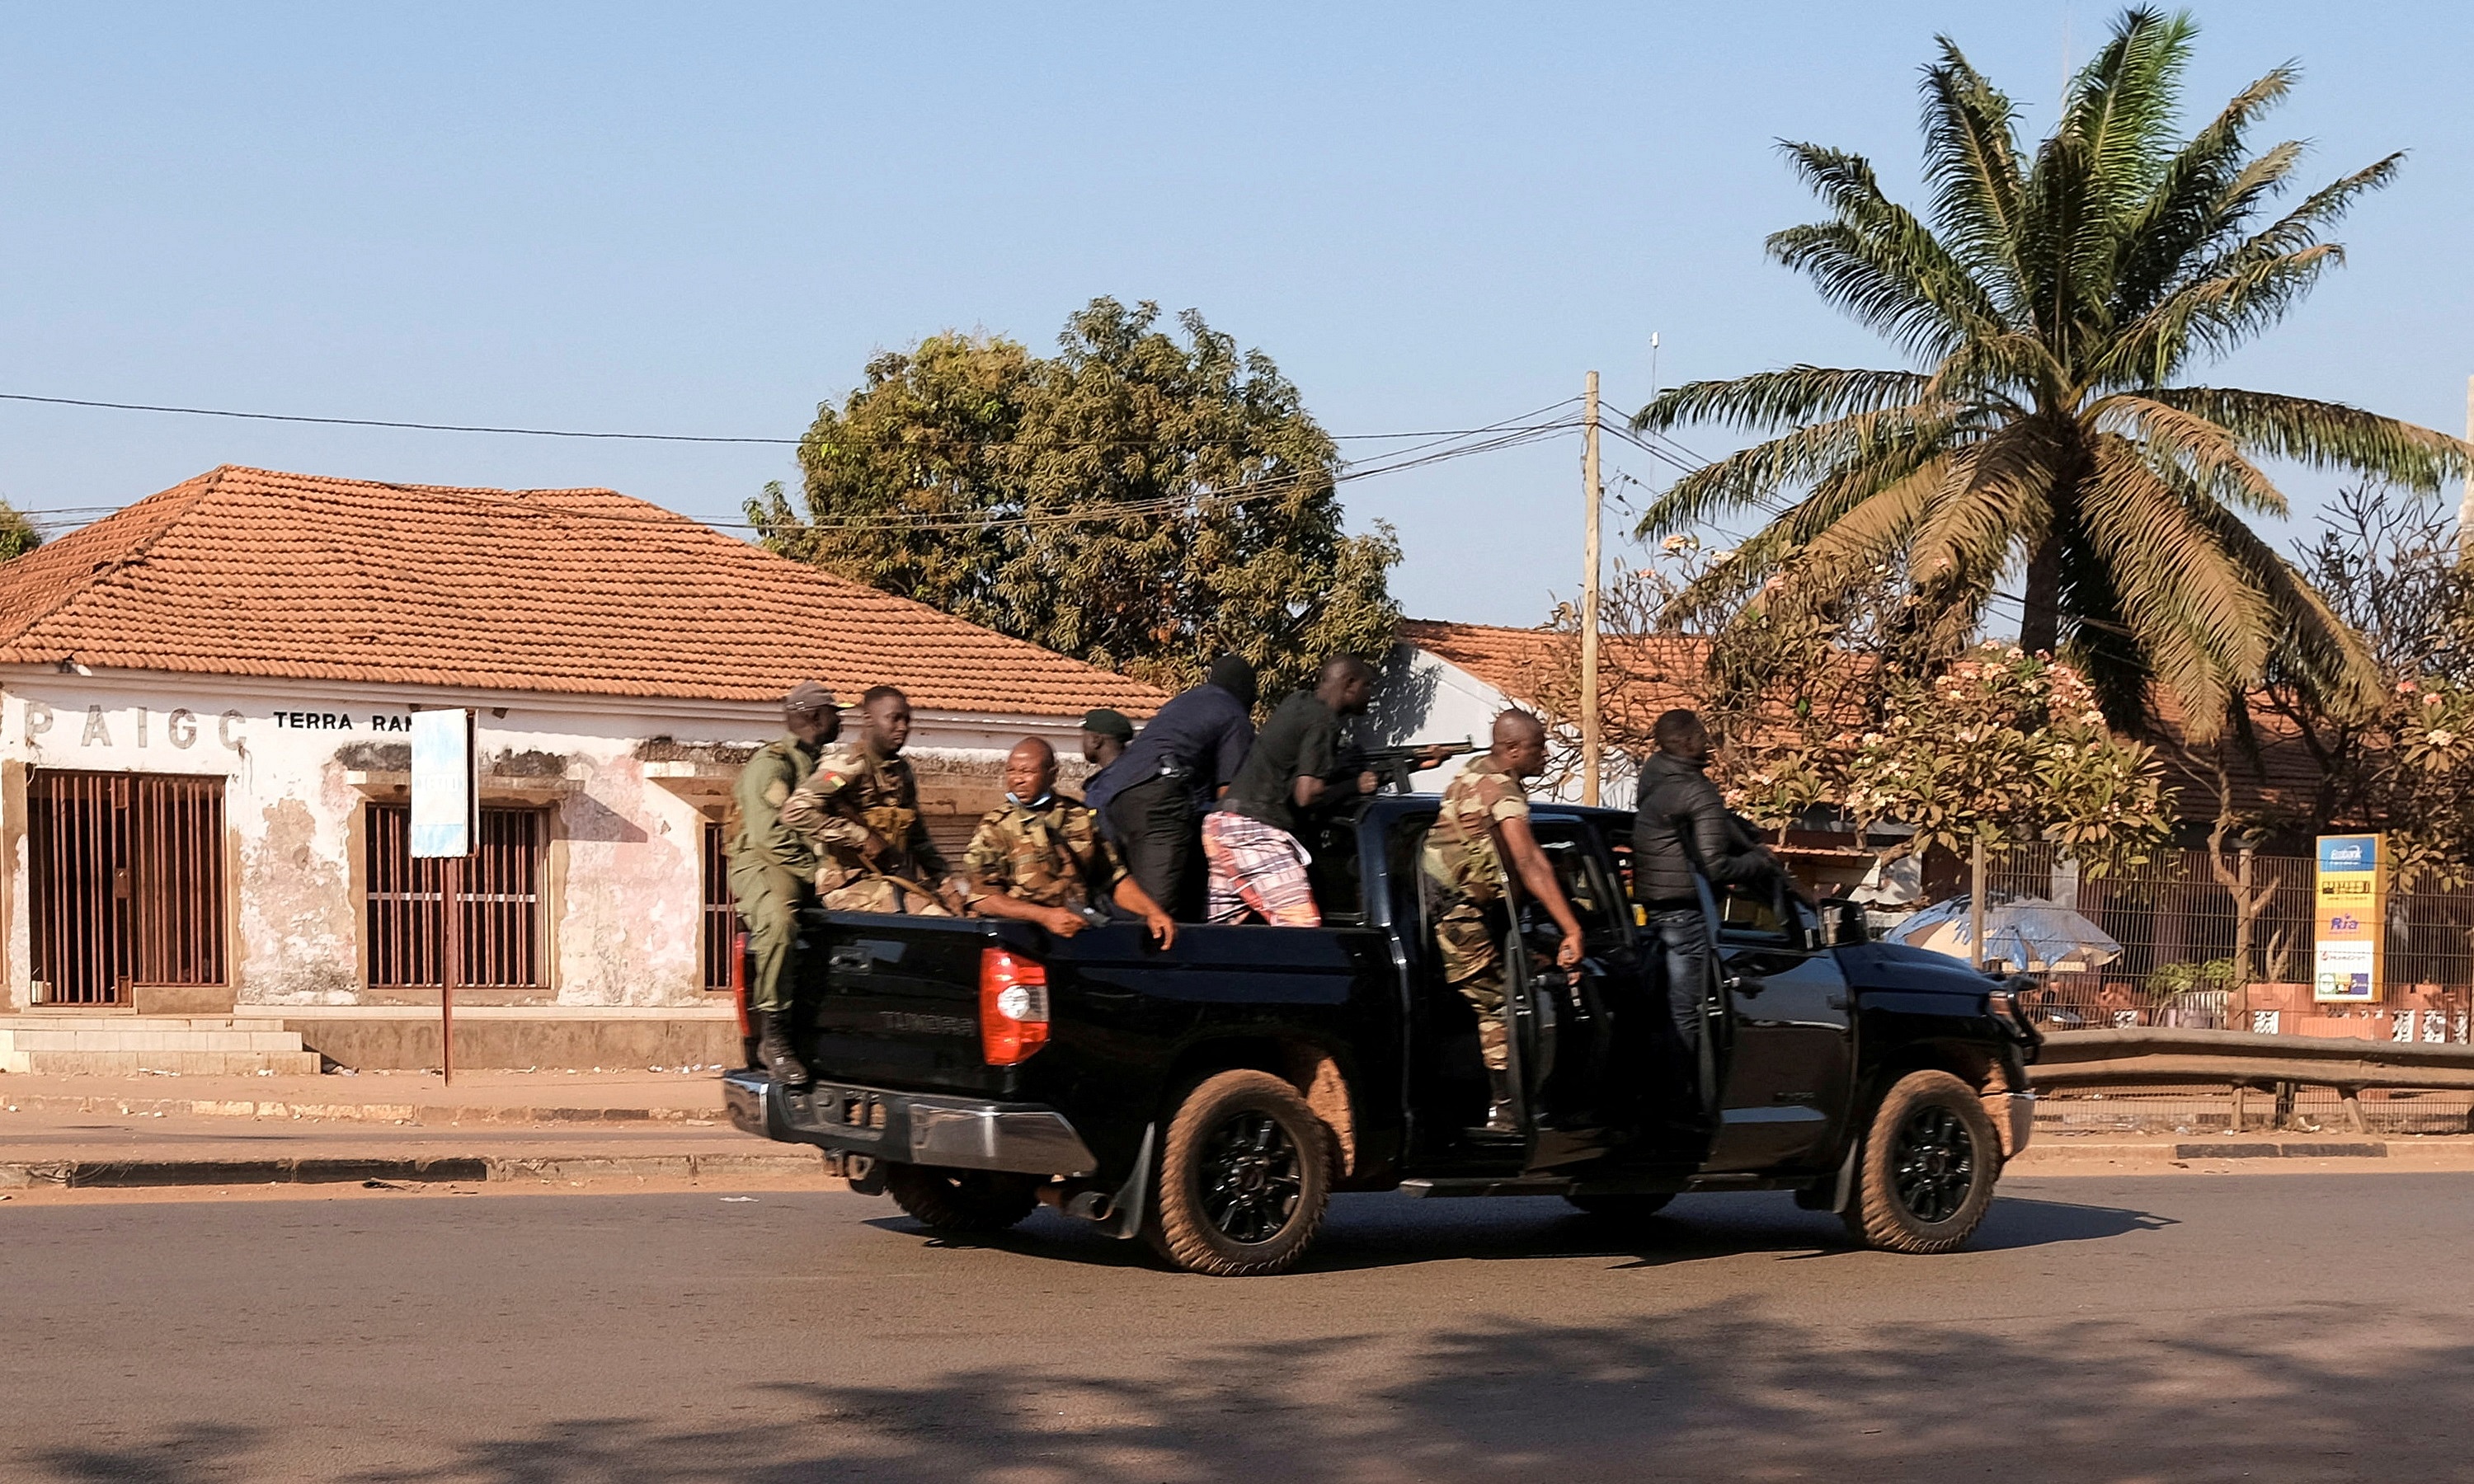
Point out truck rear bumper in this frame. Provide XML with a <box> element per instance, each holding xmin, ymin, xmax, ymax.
<box><xmin>722</xmin><ymin>1071</ymin><xmax>1099</xmax><ymax>1177</ymax></box>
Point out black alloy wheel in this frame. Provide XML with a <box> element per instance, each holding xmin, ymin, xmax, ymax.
<box><xmin>1888</xmin><ymin>1104</ymin><xmax>1975</xmax><ymax>1224</ymax></box>
<box><xmin>1197</xmin><ymin>1111</ymin><xmax>1305</xmax><ymax>1245</ymax></box>
<box><xmin>1145</xmin><ymin>1068</ymin><xmax>1335</xmax><ymax>1276</ymax></box>
<box><xmin>1842</xmin><ymin>1068</ymin><xmax>2002</xmax><ymax>1254</ymax></box>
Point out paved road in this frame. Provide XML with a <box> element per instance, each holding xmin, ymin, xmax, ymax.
<box><xmin>5</xmin><ymin>1174</ymin><xmax>2471</xmax><ymax>1482</ymax></box>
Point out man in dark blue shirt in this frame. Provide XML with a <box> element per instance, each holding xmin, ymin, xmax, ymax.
<box><xmin>1094</xmin><ymin>655</ymin><xmax>1257</xmax><ymax>920</ymax></box>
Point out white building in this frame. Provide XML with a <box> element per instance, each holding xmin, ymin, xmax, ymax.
<box><xmin>0</xmin><ymin>466</ymin><xmax>1159</xmax><ymax>1068</ymax></box>
<box><xmin>1371</xmin><ymin>619</ymin><xmax>1649</xmax><ymax>809</ymax></box>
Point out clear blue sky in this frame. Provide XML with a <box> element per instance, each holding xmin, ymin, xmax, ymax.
<box><xmin>3</xmin><ymin>2</ymin><xmax>2467</xmax><ymax>627</ymax></box>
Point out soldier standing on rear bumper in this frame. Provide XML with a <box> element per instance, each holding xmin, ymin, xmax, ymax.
<box><xmin>727</xmin><ymin>679</ymin><xmax>841</xmax><ymax>1088</ymax></box>
<box><xmin>784</xmin><ymin>685</ymin><xmax>965</xmax><ymax>915</ymax></box>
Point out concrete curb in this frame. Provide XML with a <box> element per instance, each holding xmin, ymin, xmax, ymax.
<box><xmin>2011</xmin><ymin>1138</ymin><xmax>2474</xmax><ymax>1172</ymax></box>
<box><xmin>0</xmin><ymin>1150</ymin><xmax>834</xmax><ymax>1189</ymax></box>
<box><xmin>0</xmin><ymin>1093</ymin><xmax>722</xmax><ymax>1125</ymax></box>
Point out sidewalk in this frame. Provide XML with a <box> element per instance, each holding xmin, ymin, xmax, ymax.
<box><xmin>2012</xmin><ymin>1129</ymin><xmax>2474</xmax><ymax>1174</ymax></box>
<box><xmin>0</xmin><ymin>1067</ymin><xmax>730</xmax><ymax>1125</ymax></box>
<box><xmin>0</xmin><ymin>1068</ymin><xmax>837</xmax><ymax>1190</ymax></box>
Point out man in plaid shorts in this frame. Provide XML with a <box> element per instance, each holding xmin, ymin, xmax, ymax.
<box><xmin>1202</xmin><ymin>655</ymin><xmax>1382</xmax><ymax>926</ymax></box>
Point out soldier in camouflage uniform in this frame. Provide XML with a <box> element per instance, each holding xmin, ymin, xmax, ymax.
<box><xmin>962</xmin><ymin>737</ymin><xmax>1177</xmax><ymax>946</ymax></box>
<box><xmin>727</xmin><ymin>679</ymin><xmax>842</xmax><ymax>1087</ymax></box>
<box><xmin>782</xmin><ymin>685</ymin><xmax>965</xmax><ymax>916</ymax></box>
<box><xmin>1420</xmin><ymin>710</ymin><xmax>1587</xmax><ymax>1132</ymax></box>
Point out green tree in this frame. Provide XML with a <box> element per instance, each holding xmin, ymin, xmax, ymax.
<box><xmin>0</xmin><ymin>501</ymin><xmax>38</xmax><ymax>561</ymax></box>
<box><xmin>1631</xmin><ymin>7</ymin><xmax>2467</xmax><ymax>740</ymax></box>
<box><xmin>749</xmin><ymin>298</ymin><xmax>1401</xmax><ymax>697</ymax></box>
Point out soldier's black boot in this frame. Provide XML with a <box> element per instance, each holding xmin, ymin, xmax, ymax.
<box><xmin>756</xmin><ymin>1011</ymin><xmax>813</xmax><ymax>1091</ymax></box>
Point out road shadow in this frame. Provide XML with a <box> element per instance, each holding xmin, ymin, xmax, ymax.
<box><xmin>866</xmin><ymin>1188</ymin><xmax>2175</xmax><ymax>1274</ymax></box>
<box><xmin>35</xmin><ymin>1297</ymin><xmax>2470</xmax><ymax>1482</ymax></box>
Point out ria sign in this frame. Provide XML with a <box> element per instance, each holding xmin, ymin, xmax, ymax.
<box><xmin>2313</xmin><ymin>834</ymin><xmax>2385</xmax><ymax>1003</ymax></box>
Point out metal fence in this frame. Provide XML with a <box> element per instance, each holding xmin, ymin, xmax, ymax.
<box><xmin>27</xmin><ymin>770</ymin><xmax>228</xmax><ymax>1005</ymax></box>
<box><xmin>1966</xmin><ymin>843</ymin><xmax>2474</xmax><ymax>1040</ymax></box>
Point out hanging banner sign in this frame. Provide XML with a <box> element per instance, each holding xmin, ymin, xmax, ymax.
<box><xmin>2313</xmin><ymin>833</ymin><xmax>2385</xmax><ymax>1003</ymax></box>
<box><xmin>409</xmin><ymin>709</ymin><xmax>477</xmax><ymax>859</ymax></box>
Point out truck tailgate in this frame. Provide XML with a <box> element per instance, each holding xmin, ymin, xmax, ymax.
<box><xmin>807</xmin><ymin>914</ymin><xmax>1004</xmax><ymax>1097</ymax></box>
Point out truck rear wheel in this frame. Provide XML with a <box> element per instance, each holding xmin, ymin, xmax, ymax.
<box><xmin>1145</xmin><ymin>1069</ymin><xmax>1333</xmax><ymax>1277</ymax></box>
<box><xmin>1842</xmin><ymin>1069</ymin><xmax>2000</xmax><ymax>1254</ymax></box>
<box><xmin>882</xmin><ymin>1163</ymin><xmax>1039</xmax><ymax>1234</ymax></box>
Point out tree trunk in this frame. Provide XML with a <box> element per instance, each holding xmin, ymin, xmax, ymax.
<box><xmin>2020</xmin><ymin>531</ymin><xmax>2063</xmax><ymax>657</ymax></box>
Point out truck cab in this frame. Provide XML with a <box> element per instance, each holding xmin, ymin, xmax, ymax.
<box><xmin>724</xmin><ymin>796</ymin><xmax>2040</xmax><ymax>1275</ymax></box>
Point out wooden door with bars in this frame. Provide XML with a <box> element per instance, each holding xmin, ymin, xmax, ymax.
<box><xmin>28</xmin><ymin>770</ymin><xmax>228</xmax><ymax>1006</ymax></box>
<box><xmin>365</xmin><ymin>803</ymin><xmax>548</xmax><ymax>989</ymax></box>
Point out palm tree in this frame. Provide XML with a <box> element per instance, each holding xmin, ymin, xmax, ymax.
<box><xmin>1632</xmin><ymin>7</ymin><xmax>2467</xmax><ymax>739</ymax></box>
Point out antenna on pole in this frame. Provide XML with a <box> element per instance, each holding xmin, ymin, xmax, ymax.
<box><xmin>1581</xmin><ymin>371</ymin><xmax>1604</xmax><ymax>807</ymax></box>
<box><xmin>2458</xmin><ymin>374</ymin><xmax>2474</xmax><ymax>554</ymax></box>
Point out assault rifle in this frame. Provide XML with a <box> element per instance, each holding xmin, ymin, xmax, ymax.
<box><xmin>1340</xmin><ymin>738</ymin><xmax>1475</xmax><ymax>796</ymax></box>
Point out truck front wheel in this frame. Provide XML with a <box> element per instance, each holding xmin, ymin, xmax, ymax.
<box><xmin>1843</xmin><ymin>1069</ymin><xmax>2001</xmax><ymax>1254</ymax></box>
<box><xmin>1145</xmin><ymin>1069</ymin><xmax>1333</xmax><ymax>1277</ymax></box>
<box><xmin>882</xmin><ymin>1163</ymin><xmax>1039</xmax><ymax>1234</ymax></box>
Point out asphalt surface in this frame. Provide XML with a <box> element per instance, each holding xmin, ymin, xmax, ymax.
<box><xmin>5</xmin><ymin>1174</ymin><xmax>2472</xmax><ymax>1482</ymax></box>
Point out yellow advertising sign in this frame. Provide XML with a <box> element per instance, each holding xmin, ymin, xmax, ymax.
<box><xmin>2313</xmin><ymin>833</ymin><xmax>2386</xmax><ymax>1003</ymax></box>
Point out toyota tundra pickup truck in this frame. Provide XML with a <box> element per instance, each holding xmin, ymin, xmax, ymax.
<box><xmin>724</xmin><ymin>796</ymin><xmax>2041</xmax><ymax>1276</ymax></box>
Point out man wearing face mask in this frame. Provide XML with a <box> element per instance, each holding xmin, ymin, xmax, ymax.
<box><xmin>962</xmin><ymin>736</ymin><xmax>1177</xmax><ymax>946</ymax></box>
<box><xmin>727</xmin><ymin>679</ymin><xmax>843</xmax><ymax>1088</ymax></box>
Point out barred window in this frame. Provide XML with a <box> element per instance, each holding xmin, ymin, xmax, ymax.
<box><xmin>365</xmin><ymin>804</ymin><xmax>547</xmax><ymax>989</ymax></box>
<box><xmin>702</xmin><ymin>818</ymin><xmax>736</xmax><ymax>992</ymax></box>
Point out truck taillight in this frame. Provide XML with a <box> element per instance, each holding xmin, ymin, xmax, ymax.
<box><xmin>980</xmin><ymin>948</ymin><xmax>1050</xmax><ymax>1065</ymax></box>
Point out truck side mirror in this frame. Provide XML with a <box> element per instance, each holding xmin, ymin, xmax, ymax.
<box><xmin>1821</xmin><ymin>899</ymin><xmax>1869</xmax><ymax>947</ymax></box>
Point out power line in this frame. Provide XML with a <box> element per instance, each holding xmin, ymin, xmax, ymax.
<box><xmin>3</xmin><ymin>406</ymin><xmax>1588</xmax><ymax>538</ymax></box>
<box><xmin>0</xmin><ymin>388</ymin><xmax>1587</xmax><ymax>451</ymax></box>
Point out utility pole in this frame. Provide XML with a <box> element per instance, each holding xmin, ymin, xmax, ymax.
<box><xmin>1580</xmin><ymin>370</ymin><xmax>1603</xmax><ymax>805</ymax></box>
<box><xmin>2459</xmin><ymin>374</ymin><xmax>2474</xmax><ymax>552</ymax></box>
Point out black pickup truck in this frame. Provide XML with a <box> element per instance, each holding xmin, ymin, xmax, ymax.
<box><xmin>725</xmin><ymin>795</ymin><xmax>2041</xmax><ymax>1276</ymax></box>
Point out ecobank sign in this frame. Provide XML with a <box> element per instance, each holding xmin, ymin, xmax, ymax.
<box><xmin>2313</xmin><ymin>833</ymin><xmax>2385</xmax><ymax>1003</ymax></box>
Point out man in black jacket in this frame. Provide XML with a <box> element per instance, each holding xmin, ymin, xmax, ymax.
<box><xmin>1632</xmin><ymin>708</ymin><xmax>1795</xmax><ymax>1084</ymax></box>
<box><xmin>1089</xmin><ymin>655</ymin><xmax>1258</xmax><ymax>920</ymax></box>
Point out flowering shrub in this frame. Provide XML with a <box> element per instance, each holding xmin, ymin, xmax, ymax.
<box><xmin>1729</xmin><ymin>645</ymin><xmax>2174</xmax><ymax>876</ymax></box>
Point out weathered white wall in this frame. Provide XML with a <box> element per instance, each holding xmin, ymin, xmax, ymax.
<box><xmin>0</xmin><ymin>667</ymin><xmax>1078</xmax><ymax>1012</ymax></box>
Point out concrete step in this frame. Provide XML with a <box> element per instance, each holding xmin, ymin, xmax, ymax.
<box><xmin>1</xmin><ymin>1030</ymin><xmax>308</xmax><ymax>1053</ymax></box>
<box><xmin>2</xmin><ymin>1049</ymin><xmax>325</xmax><ymax>1076</ymax></box>
<box><xmin>0</xmin><ymin>1016</ymin><xmax>319</xmax><ymax>1077</ymax></box>
<box><xmin>7</xmin><ymin>1016</ymin><xmax>287</xmax><ymax>1033</ymax></box>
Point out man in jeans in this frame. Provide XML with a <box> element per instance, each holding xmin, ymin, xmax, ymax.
<box><xmin>1631</xmin><ymin>708</ymin><xmax>1798</xmax><ymax>1112</ymax></box>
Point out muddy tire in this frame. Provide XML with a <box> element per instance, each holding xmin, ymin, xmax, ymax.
<box><xmin>882</xmin><ymin>1163</ymin><xmax>1039</xmax><ymax>1234</ymax></box>
<box><xmin>1144</xmin><ymin>1069</ymin><xmax>1333</xmax><ymax>1277</ymax></box>
<box><xmin>1842</xmin><ymin>1070</ymin><xmax>2001</xmax><ymax>1254</ymax></box>
<box><xmin>1564</xmin><ymin>1192</ymin><xmax>1674</xmax><ymax>1222</ymax></box>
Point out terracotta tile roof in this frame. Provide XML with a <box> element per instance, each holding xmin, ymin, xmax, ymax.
<box><xmin>0</xmin><ymin>465</ymin><xmax>1164</xmax><ymax>716</ymax></box>
<box><xmin>1399</xmin><ymin>618</ymin><xmax>1710</xmax><ymax>731</ymax></box>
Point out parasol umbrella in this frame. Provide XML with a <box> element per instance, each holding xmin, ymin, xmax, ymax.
<box><xmin>1884</xmin><ymin>892</ymin><xmax>2121</xmax><ymax>973</ymax></box>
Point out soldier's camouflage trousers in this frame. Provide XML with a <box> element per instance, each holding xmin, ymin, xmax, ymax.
<box><xmin>728</xmin><ymin>860</ymin><xmax>812</xmax><ymax>1015</ymax></box>
<box><xmin>1433</xmin><ymin>896</ymin><xmax>1510</xmax><ymax>1073</ymax></box>
<box><xmin>819</xmin><ymin>875</ymin><xmax>954</xmax><ymax>916</ymax></box>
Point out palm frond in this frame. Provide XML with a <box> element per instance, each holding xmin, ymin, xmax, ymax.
<box><xmin>2109</xmin><ymin>66</ymin><xmax>2298</xmax><ymax>314</ymax></box>
<box><xmin>1630</xmin><ymin>402</ymin><xmax>1958</xmax><ymax>539</ymax></box>
<box><xmin>2094</xmin><ymin>393</ymin><xmax>2289</xmax><ymax>516</ymax></box>
<box><xmin>2145</xmin><ymin>387</ymin><xmax>2471</xmax><ymax>492</ymax></box>
<box><xmin>1632</xmin><ymin>365</ymin><xmax>1932</xmax><ymax>434</ymax></box>
<box><xmin>1917</xmin><ymin>40</ymin><xmax>2030</xmax><ymax>306</ymax></box>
